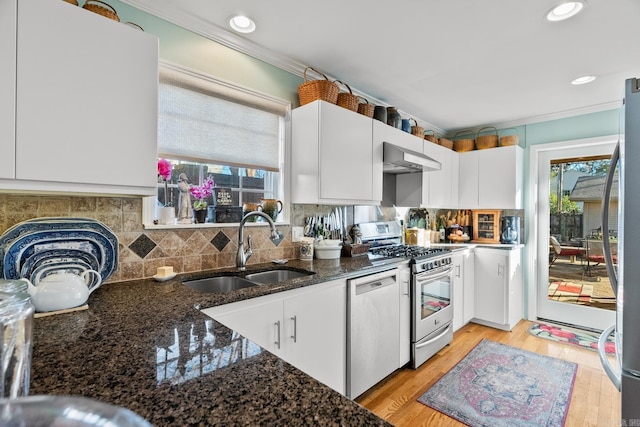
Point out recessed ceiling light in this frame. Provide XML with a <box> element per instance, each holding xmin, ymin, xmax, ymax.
<box><xmin>229</xmin><ymin>15</ymin><xmax>256</xmax><ymax>33</ymax></box>
<box><xmin>546</xmin><ymin>1</ymin><xmax>586</xmax><ymax>22</ymax></box>
<box><xmin>571</xmin><ymin>75</ymin><xmax>596</xmax><ymax>85</ymax></box>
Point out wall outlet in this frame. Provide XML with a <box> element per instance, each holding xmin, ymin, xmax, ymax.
<box><xmin>292</xmin><ymin>226</ymin><xmax>304</xmax><ymax>242</ymax></box>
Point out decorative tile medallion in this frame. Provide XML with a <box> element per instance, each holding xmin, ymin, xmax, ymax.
<box><xmin>211</xmin><ymin>232</ymin><xmax>230</xmax><ymax>252</ymax></box>
<box><xmin>129</xmin><ymin>234</ymin><xmax>157</xmax><ymax>259</ymax></box>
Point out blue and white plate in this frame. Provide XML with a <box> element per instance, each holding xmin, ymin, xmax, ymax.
<box><xmin>3</xmin><ymin>229</ymin><xmax>116</xmax><ymax>281</ymax></box>
<box><xmin>0</xmin><ymin>218</ymin><xmax>117</xmax><ymax>273</ymax></box>
<box><xmin>20</xmin><ymin>249</ymin><xmax>101</xmax><ymax>280</ymax></box>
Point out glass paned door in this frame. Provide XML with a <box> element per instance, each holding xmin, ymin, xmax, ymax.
<box><xmin>537</xmin><ymin>142</ymin><xmax>617</xmax><ymax>330</ymax></box>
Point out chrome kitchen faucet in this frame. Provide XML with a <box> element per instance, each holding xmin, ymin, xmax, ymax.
<box><xmin>236</xmin><ymin>211</ymin><xmax>280</xmax><ymax>270</ymax></box>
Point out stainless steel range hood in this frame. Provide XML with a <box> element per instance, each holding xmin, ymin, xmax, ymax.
<box><xmin>383</xmin><ymin>142</ymin><xmax>441</xmax><ymax>174</ymax></box>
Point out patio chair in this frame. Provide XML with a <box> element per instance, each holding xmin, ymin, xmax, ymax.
<box><xmin>582</xmin><ymin>238</ymin><xmax>618</xmax><ymax>277</ymax></box>
<box><xmin>549</xmin><ymin>236</ymin><xmax>583</xmax><ymax>266</ymax></box>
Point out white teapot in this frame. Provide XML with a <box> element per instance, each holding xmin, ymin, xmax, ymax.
<box><xmin>21</xmin><ymin>269</ymin><xmax>102</xmax><ymax>313</ymax></box>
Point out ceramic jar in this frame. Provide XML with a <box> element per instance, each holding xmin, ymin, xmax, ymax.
<box><xmin>373</xmin><ymin>106</ymin><xmax>387</xmax><ymax>123</ymax></box>
<box><xmin>386</xmin><ymin>107</ymin><xmax>401</xmax><ymax>129</ymax></box>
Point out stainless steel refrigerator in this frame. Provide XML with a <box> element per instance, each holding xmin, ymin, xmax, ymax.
<box><xmin>599</xmin><ymin>77</ymin><xmax>640</xmax><ymax>422</ymax></box>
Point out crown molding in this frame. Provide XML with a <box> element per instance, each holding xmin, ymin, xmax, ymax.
<box><xmin>447</xmin><ymin>100</ymin><xmax>622</xmax><ymax>136</ymax></box>
<box><xmin>118</xmin><ymin>0</ymin><xmax>446</xmax><ymax>135</ymax></box>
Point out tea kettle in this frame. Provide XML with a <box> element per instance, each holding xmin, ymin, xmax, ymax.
<box><xmin>20</xmin><ymin>269</ymin><xmax>102</xmax><ymax>312</ymax></box>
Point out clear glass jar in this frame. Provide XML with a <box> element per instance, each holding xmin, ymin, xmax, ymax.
<box><xmin>0</xmin><ymin>283</ymin><xmax>34</xmax><ymax>399</ymax></box>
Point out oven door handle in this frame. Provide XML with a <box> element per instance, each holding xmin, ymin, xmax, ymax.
<box><xmin>415</xmin><ymin>268</ymin><xmax>453</xmax><ymax>284</ymax></box>
<box><xmin>415</xmin><ymin>324</ymin><xmax>452</xmax><ymax>349</ymax></box>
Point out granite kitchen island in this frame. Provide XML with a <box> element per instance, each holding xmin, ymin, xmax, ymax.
<box><xmin>30</xmin><ymin>258</ymin><xmax>395</xmax><ymax>426</ymax></box>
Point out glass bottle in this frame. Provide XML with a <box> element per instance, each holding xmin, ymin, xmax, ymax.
<box><xmin>0</xmin><ymin>280</ymin><xmax>34</xmax><ymax>398</ymax></box>
<box><xmin>386</xmin><ymin>107</ymin><xmax>401</xmax><ymax>129</ymax></box>
<box><xmin>439</xmin><ymin>218</ymin><xmax>446</xmax><ymax>242</ymax></box>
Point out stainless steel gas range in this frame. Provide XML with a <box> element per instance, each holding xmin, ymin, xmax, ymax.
<box><xmin>359</xmin><ymin>221</ymin><xmax>454</xmax><ymax>369</ymax></box>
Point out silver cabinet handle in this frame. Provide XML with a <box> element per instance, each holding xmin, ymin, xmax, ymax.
<box><xmin>456</xmin><ymin>265</ymin><xmax>461</xmax><ymax>278</ymax></box>
<box><xmin>274</xmin><ymin>320</ymin><xmax>281</xmax><ymax>349</ymax></box>
<box><xmin>402</xmin><ymin>279</ymin><xmax>409</xmax><ymax>296</ymax></box>
<box><xmin>290</xmin><ymin>315</ymin><xmax>297</xmax><ymax>343</ymax></box>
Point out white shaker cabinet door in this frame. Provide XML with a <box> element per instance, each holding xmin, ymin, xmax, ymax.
<box><xmin>15</xmin><ymin>0</ymin><xmax>158</xmax><ymax>190</ymax></box>
<box><xmin>0</xmin><ymin>0</ymin><xmax>16</xmax><ymax>180</ymax></box>
<box><xmin>283</xmin><ymin>279</ymin><xmax>346</xmax><ymax>394</ymax></box>
<box><xmin>212</xmin><ymin>299</ymin><xmax>284</xmax><ymax>357</ymax></box>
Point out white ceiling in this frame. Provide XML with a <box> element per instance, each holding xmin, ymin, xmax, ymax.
<box><xmin>124</xmin><ymin>0</ymin><xmax>640</xmax><ymax>133</ymax></box>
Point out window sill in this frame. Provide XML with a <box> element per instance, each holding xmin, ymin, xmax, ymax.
<box><xmin>143</xmin><ymin>221</ymin><xmax>290</xmax><ymax>230</ymax></box>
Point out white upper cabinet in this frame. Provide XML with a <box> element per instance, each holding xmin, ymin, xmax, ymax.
<box><xmin>423</xmin><ymin>142</ymin><xmax>458</xmax><ymax>208</ymax></box>
<box><xmin>0</xmin><ymin>0</ymin><xmax>17</xmax><ymax>180</ymax></box>
<box><xmin>372</xmin><ymin>120</ymin><xmax>423</xmax><ymax>154</ymax></box>
<box><xmin>292</xmin><ymin>101</ymin><xmax>381</xmax><ymax>205</ymax></box>
<box><xmin>1</xmin><ymin>0</ymin><xmax>158</xmax><ymax>195</ymax></box>
<box><xmin>458</xmin><ymin>145</ymin><xmax>523</xmax><ymax>209</ymax></box>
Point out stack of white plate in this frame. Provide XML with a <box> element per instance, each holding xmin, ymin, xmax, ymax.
<box><xmin>0</xmin><ymin>218</ymin><xmax>118</xmax><ymax>287</ymax></box>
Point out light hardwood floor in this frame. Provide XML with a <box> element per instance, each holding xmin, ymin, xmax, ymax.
<box><xmin>357</xmin><ymin>320</ymin><xmax>621</xmax><ymax>427</ymax></box>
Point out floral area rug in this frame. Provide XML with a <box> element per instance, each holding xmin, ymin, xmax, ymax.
<box><xmin>548</xmin><ymin>281</ymin><xmax>593</xmax><ymax>304</ymax></box>
<box><xmin>528</xmin><ymin>322</ymin><xmax>616</xmax><ymax>355</ymax></box>
<box><xmin>418</xmin><ymin>339</ymin><xmax>577</xmax><ymax>427</ymax></box>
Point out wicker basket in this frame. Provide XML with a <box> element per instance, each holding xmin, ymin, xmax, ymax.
<box><xmin>439</xmin><ymin>137</ymin><xmax>454</xmax><ymax>149</ymax></box>
<box><xmin>64</xmin><ymin>0</ymin><xmax>79</xmax><ymax>5</ymax></box>
<box><xmin>476</xmin><ymin>126</ymin><xmax>498</xmax><ymax>150</ymax></box>
<box><xmin>298</xmin><ymin>67</ymin><xmax>339</xmax><ymax>106</ymax></box>
<box><xmin>335</xmin><ymin>80</ymin><xmax>359</xmax><ymax>112</ymax></box>
<box><xmin>499</xmin><ymin>127</ymin><xmax>520</xmax><ymax>146</ymax></box>
<box><xmin>82</xmin><ymin>0</ymin><xmax>120</xmax><ymax>21</ymax></box>
<box><xmin>124</xmin><ymin>22</ymin><xmax>144</xmax><ymax>31</ymax></box>
<box><xmin>357</xmin><ymin>97</ymin><xmax>375</xmax><ymax>118</ymax></box>
<box><xmin>453</xmin><ymin>130</ymin><xmax>475</xmax><ymax>152</ymax></box>
<box><xmin>409</xmin><ymin>118</ymin><xmax>425</xmax><ymax>138</ymax></box>
<box><xmin>424</xmin><ymin>129</ymin><xmax>438</xmax><ymax>144</ymax></box>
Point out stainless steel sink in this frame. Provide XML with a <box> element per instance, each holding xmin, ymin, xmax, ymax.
<box><xmin>244</xmin><ymin>269</ymin><xmax>314</xmax><ymax>284</ymax></box>
<box><xmin>183</xmin><ymin>276</ymin><xmax>259</xmax><ymax>293</ymax></box>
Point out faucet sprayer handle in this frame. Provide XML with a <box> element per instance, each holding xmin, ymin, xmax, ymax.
<box><xmin>247</xmin><ymin>235</ymin><xmax>252</xmax><ymax>251</ymax></box>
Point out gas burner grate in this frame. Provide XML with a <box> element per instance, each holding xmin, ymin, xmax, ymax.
<box><xmin>368</xmin><ymin>245</ymin><xmax>450</xmax><ymax>261</ymax></box>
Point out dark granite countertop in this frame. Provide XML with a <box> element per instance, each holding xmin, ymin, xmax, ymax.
<box><xmin>30</xmin><ymin>257</ymin><xmax>400</xmax><ymax>426</ymax></box>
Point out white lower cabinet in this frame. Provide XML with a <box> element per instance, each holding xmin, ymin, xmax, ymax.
<box><xmin>202</xmin><ymin>279</ymin><xmax>346</xmax><ymax>394</ymax></box>
<box><xmin>398</xmin><ymin>264</ymin><xmax>411</xmax><ymax>367</ymax></box>
<box><xmin>472</xmin><ymin>247</ymin><xmax>523</xmax><ymax>331</ymax></box>
<box><xmin>451</xmin><ymin>249</ymin><xmax>475</xmax><ymax>332</ymax></box>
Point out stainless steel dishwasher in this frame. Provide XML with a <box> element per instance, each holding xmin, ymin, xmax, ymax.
<box><xmin>346</xmin><ymin>267</ymin><xmax>399</xmax><ymax>399</ymax></box>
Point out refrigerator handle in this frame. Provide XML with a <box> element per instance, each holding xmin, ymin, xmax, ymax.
<box><xmin>598</xmin><ymin>324</ymin><xmax>621</xmax><ymax>391</ymax></box>
<box><xmin>601</xmin><ymin>141</ymin><xmax>620</xmax><ymax>295</ymax></box>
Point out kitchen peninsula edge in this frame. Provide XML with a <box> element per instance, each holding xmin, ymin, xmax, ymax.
<box><xmin>30</xmin><ymin>257</ymin><xmax>397</xmax><ymax>426</ymax></box>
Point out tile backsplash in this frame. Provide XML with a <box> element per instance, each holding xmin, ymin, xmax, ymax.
<box><xmin>0</xmin><ymin>195</ymin><xmax>295</xmax><ymax>284</ymax></box>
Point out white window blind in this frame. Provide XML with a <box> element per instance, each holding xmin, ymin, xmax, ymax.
<box><xmin>158</xmin><ymin>65</ymin><xmax>287</xmax><ymax>172</ymax></box>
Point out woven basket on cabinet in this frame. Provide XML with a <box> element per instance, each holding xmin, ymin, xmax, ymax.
<box><xmin>499</xmin><ymin>127</ymin><xmax>520</xmax><ymax>146</ymax></box>
<box><xmin>357</xmin><ymin>97</ymin><xmax>375</xmax><ymax>118</ymax></box>
<box><xmin>424</xmin><ymin>129</ymin><xmax>438</xmax><ymax>144</ymax></box>
<box><xmin>82</xmin><ymin>0</ymin><xmax>120</xmax><ymax>22</ymax></box>
<box><xmin>335</xmin><ymin>80</ymin><xmax>359</xmax><ymax>112</ymax></box>
<box><xmin>476</xmin><ymin>126</ymin><xmax>498</xmax><ymax>150</ymax></box>
<box><xmin>453</xmin><ymin>130</ymin><xmax>475</xmax><ymax>152</ymax></box>
<box><xmin>439</xmin><ymin>137</ymin><xmax>454</xmax><ymax>149</ymax></box>
<box><xmin>298</xmin><ymin>67</ymin><xmax>339</xmax><ymax>106</ymax></box>
<box><xmin>409</xmin><ymin>118</ymin><xmax>425</xmax><ymax>138</ymax></box>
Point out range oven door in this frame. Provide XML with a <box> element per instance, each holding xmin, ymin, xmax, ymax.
<box><xmin>412</xmin><ymin>267</ymin><xmax>453</xmax><ymax>342</ymax></box>
<box><xmin>411</xmin><ymin>267</ymin><xmax>454</xmax><ymax>368</ymax></box>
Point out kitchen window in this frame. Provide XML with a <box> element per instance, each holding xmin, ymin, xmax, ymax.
<box><xmin>143</xmin><ymin>61</ymin><xmax>290</xmax><ymax>228</ymax></box>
